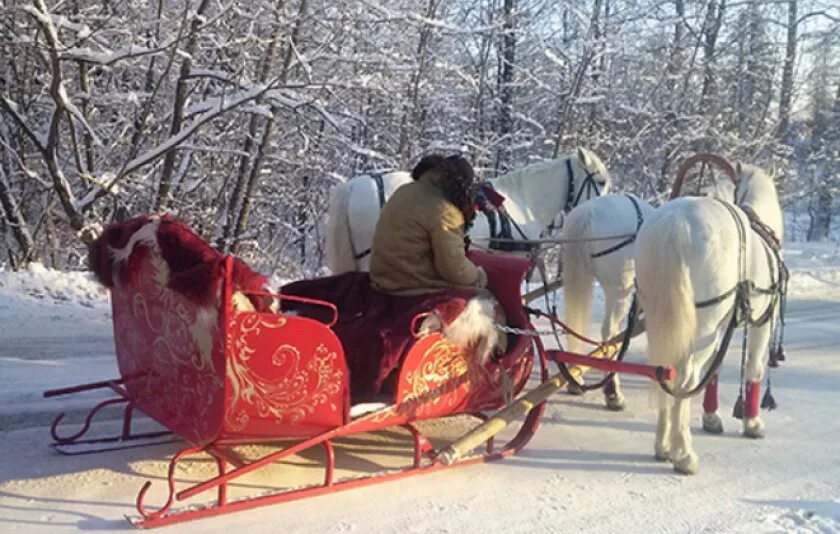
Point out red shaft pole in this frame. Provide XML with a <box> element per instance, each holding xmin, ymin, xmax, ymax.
<box><xmin>546</xmin><ymin>350</ymin><xmax>674</xmax><ymax>382</ymax></box>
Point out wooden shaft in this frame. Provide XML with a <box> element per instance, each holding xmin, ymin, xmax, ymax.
<box><xmin>437</xmin><ymin>373</ymin><xmax>568</xmax><ymax>465</ymax></box>
<box><xmin>521</xmin><ymin>279</ymin><xmax>564</xmax><ymax>303</ymax></box>
<box><xmin>436</xmin><ymin>326</ymin><xmax>652</xmax><ymax>466</ymax></box>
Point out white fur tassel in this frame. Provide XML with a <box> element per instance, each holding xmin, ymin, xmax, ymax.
<box><xmin>419</xmin><ymin>297</ymin><xmax>502</xmax><ymax>365</ymax></box>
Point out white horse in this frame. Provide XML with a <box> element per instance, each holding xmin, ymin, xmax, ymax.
<box><xmin>635</xmin><ymin>163</ymin><xmax>782</xmax><ymax>474</ymax></box>
<box><xmin>562</xmin><ymin>194</ymin><xmax>655</xmax><ymax>410</ymax></box>
<box><xmin>325</xmin><ymin>148</ymin><xmax>611</xmax><ymax>273</ymax></box>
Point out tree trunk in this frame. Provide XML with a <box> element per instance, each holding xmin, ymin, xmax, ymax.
<box><xmin>219</xmin><ymin>9</ymin><xmax>285</xmax><ymax>251</ymax></box>
<box><xmin>495</xmin><ymin>0</ymin><xmax>516</xmax><ymax>173</ymax></box>
<box><xmin>0</xmin><ymin>166</ymin><xmax>36</xmax><ymax>264</ymax></box>
<box><xmin>777</xmin><ymin>0</ymin><xmax>797</xmax><ymax>139</ymax></box>
<box><xmin>807</xmin><ymin>187</ymin><xmax>832</xmax><ymax>241</ymax></box>
<box><xmin>700</xmin><ymin>0</ymin><xmax>725</xmax><ymax>105</ymax></box>
<box><xmin>552</xmin><ymin>0</ymin><xmax>603</xmax><ymax>157</ymax></box>
<box><xmin>397</xmin><ymin>0</ymin><xmax>439</xmax><ymax>163</ymax></box>
<box><xmin>230</xmin><ymin>0</ymin><xmax>309</xmax><ymax>254</ymax></box>
<box><xmin>153</xmin><ymin>0</ymin><xmax>212</xmax><ymax>212</ymax></box>
<box><xmin>668</xmin><ymin>0</ymin><xmax>685</xmax><ymax>77</ymax></box>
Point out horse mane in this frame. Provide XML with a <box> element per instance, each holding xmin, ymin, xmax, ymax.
<box><xmin>492</xmin><ymin>159</ymin><xmax>563</xmax><ymax>191</ymax></box>
<box><xmin>736</xmin><ymin>164</ymin><xmax>783</xmax><ymax>238</ymax></box>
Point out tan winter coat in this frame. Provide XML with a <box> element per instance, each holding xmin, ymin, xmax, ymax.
<box><xmin>370</xmin><ymin>171</ymin><xmax>487</xmax><ymax>293</ymax></box>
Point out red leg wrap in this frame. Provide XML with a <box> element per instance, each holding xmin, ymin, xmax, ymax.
<box><xmin>745</xmin><ymin>381</ymin><xmax>760</xmax><ymax>419</ymax></box>
<box><xmin>703</xmin><ymin>374</ymin><xmax>719</xmax><ymax>413</ymax></box>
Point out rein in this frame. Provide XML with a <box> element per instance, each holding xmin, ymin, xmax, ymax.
<box><xmin>545</xmin><ymin>296</ymin><xmax>640</xmax><ymax>393</ymax></box>
<box><xmin>590</xmin><ymin>195</ymin><xmax>645</xmax><ymax>259</ymax></box>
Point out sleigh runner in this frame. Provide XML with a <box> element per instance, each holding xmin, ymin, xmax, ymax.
<box><xmin>43</xmin><ymin>213</ymin><xmax>674</xmax><ymax>528</ymax></box>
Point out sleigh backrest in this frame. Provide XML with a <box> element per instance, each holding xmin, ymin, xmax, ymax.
<box><xmin>111</xmin><ymin>245</ymin><xmax>227</xmax><ymax>444</ymax></box>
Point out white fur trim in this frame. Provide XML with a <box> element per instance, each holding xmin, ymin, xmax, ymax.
<box><xmin>349</xmin><ymin>402</ymin><xmax>389</xmax><ymax>418</ymax></box>
<box><xmin>418</xmin><ymin>297</ymin><xmax>503</xmax><ymax>366</ymax></box>
<box><xmin>109</xmin><ymin>217</ymin><xmax>161</xmax><ymax>264</ymax></box>
<box><xmin>189</xmin><ymin>306</ymin><xmax>219</xmax><ymax>374</ymax></box>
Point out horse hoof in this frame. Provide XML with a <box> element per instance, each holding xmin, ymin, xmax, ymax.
<box><xmin>743</xmin><ymin>418</ymin><xmax>765</xmax><ymax>439</ymax></box>
<box><xmin>654</xmin><ymin>448</ymin><xmax>670</xmax><ymax>462</ymax></box>
<box><xmin>605</xmin><ymin>393</ymin><xmax>625</xmax><ymax>411</ymax></box>
<box><xmin>702</xmin><ymin>412</ymin><xmax>724</xmax><ymax>434</ymax></box>
<box><xmin>672</xmin><ymin>453</ymin><xmax>699</xmax><ymax>475</ymax></box>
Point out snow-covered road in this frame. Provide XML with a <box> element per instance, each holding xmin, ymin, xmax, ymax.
<box><xmin>1</xmin><ymin>259</ymin><xmax>839</xmax><ymax>533</ymax></box>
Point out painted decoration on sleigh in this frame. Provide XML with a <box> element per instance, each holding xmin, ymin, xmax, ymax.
<box><xmin>223</xmin><ymin>311</ymin><xmax>348</xmax><ymax>439</ymax></box>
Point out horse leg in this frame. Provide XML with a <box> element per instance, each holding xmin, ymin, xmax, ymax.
<box><xmin>601</xmin><ymin>284</ymin><xmax>629</xmax><ymax>411</ymax></box>
<box><xmin>668</xmin><ymin>341</ymin><xmax>713</xmax><ymax>475</ymax></box>
<box><xmin>701</xmin><ymin>374</ymin><xmax>724</xmax><ymax>434</ymax></box>
<box><xmin>743</xmin><ymin>322</ymin><xmax>772</xmax><ymax>439</ymax></box>
<box><xmin>670</xmin><ymin>394</ymin><xmax>698</xmax><ymax>474</ymax></box>
<box><xmin>654</xmin><ymin>389</ymin><xmax>672</xmax><ymax>462</ymax></box>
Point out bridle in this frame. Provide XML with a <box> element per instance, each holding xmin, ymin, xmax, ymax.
<box><xmin>564</xmin><ymin>158</ymin><xmax>604</xmax><ymax>213</ymax></box>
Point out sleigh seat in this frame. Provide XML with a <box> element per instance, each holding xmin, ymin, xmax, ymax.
<box><xmin>280</xmin><ymin>249</ymin><xmax>536</xmax><ymax>414</ymax></box>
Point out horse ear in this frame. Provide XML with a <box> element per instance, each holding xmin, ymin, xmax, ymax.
<box><xmin>577</xmin><ymin>147</ymin><xmax>591</xmax><ymax>167</ymax></box>
<box><xmin>767</xmin><ymin>161</ymin><xmax>777</xmax><ymax>180</ymax></box>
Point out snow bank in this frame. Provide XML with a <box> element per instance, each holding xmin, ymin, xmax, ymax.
<box><xmin>784</xmin><ymin>241</ymin><xmax>840</xmax><ymax>297</ymax></box>
<box><xmin>0</xmin><ymin>263</ymin><xmax>109</xmax><ymax>309</ymax></box>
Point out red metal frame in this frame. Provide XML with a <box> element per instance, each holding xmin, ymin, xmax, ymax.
<box><xmin>548</xmin><ymin>350</ymin><xmax>675</xmax><ymax>383</ymax></box>
<box><xmin>44</xmin><ymin>379</ymin><xmax>173</xmax><ymax>452</ymax></box>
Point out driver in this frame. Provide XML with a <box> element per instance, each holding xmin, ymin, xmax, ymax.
<box><xmin>369</xmin><ymin>154</ymin><xmax>488</xmax><ymax>293</ymax></box>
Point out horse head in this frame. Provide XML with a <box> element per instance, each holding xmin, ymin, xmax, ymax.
<box><xmin>734</xmin><ymin>161</ymin><xmax>783</xmax><ymax>238</ymax></box>
<box><xmin>566</xmin><ymin>147</ymin><xmax>611</xmax><ymax>211</ymax></box>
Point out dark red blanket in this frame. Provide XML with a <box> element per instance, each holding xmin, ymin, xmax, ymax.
<box><xmin>281</xmin><ymin>273</ymin><xmax>478</xmax><ymax>402</ymax></box>
<box><xmin>89</xmin><ymin>214</ymin><xmax>268</xmax><ymax>310</ymax></box>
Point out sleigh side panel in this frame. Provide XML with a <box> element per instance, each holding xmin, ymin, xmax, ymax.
<box><xmin>221</xmin><ymin>311</ymin><xmax>349</xmax><ymax>440</ymax></box>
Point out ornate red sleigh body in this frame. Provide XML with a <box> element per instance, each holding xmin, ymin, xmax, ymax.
<box><xmin>44</xmin><ymin>213</ymin><xmax>679</xmax><ymax>528</ymax></box>
<box><xmin>43</xmin><ymin>216</ymin><xmax>547</xmax><ymax>528</ymax></box>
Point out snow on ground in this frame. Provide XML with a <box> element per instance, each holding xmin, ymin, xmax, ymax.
<box><xmin>1</xmin><ymin>243</ymin><xmax>840</xmax><ymax>533</ymax></box>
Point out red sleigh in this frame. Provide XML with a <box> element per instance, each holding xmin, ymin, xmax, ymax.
<box><xmin>44</xmin><ymin>215</ymin><xmax>672</xmax><ymax>528</ymax></box>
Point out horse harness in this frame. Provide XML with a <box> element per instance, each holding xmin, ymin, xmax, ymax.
<box><xmin>352</xmin><ymin>172</ymin><xmax>387</xmax><ymax>261</ymax></box>
<box><xmin>590</xmin><ymin>195</ymin><xmax>644</xmax><ymax>259</ymax></box>
<box><xmin>694</xmin><ymin>199</ymin><xmax>788</xmax><ymax>326</ymax></box>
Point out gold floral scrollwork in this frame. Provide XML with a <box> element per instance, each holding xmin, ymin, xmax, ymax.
<box><xmin>401</xmin><ymin>339</ymin><xmax>471</xmax><ymax>416</ymax></box>
<box><xmin>225</xmin><ymin>315</ymin><xmax>344</xmax><ymax>430</ymax></box>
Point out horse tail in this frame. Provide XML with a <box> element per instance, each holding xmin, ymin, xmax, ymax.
<box><xmin>325</xmin><ymin>182</ymin><xmax>357</xmax><ymax>274</ymax></box>
<box><xmin>636</xmin><ymin>212</ymin><xmax>696</xmax><ymax>382</ymax></box>
<box><xmin>562</xmin><ymin>204</ymin><xmax>595</xmax><ymax>354</ymax></box>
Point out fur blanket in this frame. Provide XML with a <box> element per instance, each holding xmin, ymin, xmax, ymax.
<box><xmin>89</xmin><ymin>214</ymin><xmax>269</xmax><ymax>310</ymax></box>
<box><xmin>280</xmin><ymin>273</ymin><xmax>504</xmax><ymax>402</ymax></box>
